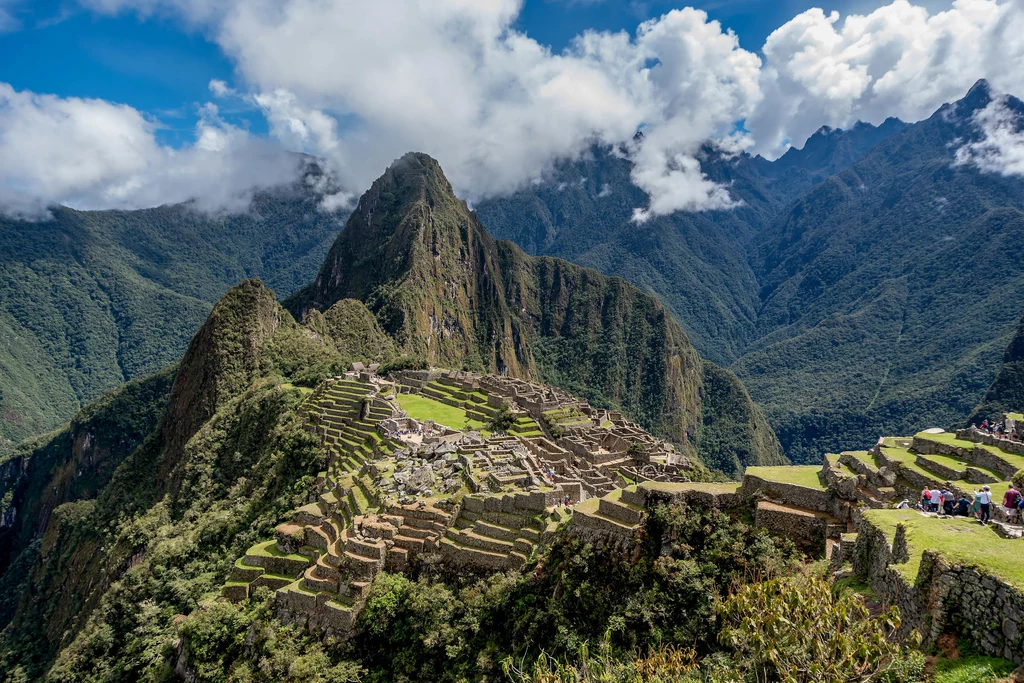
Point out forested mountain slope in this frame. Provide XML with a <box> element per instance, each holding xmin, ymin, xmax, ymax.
<box><xmin>0</xmin><ymin>174</ymin><xmax>347</xmax><ymax>452</ymax></box>
<box><xmin>970</xmin><ymin>311</ymin><xmax>1024</xmax><ymax>424</ymax></box>
<box><xmin>480</xmin><ymin>82</ymin><xmax>1024</xmax><ymax>462</ymax></box>
<box><xmin>740</xmin><ymin>80</ymin><xmax>1024</xmax><ymax>460</ymax></box>
<box><xmin>476</xmin><ymin>120</ymin><xmax>906</xmax><ymax>365</ymax></box>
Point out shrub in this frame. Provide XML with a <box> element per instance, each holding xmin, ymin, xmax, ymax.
<box><xmin>1013</xmin><ymin>469</ymin><xmax>1024</xmax><ymax>492</ymax></box>
<box><xmin>487</xmin><ymin>402</ymin><xmax>517</xmax><ymax>434</ymax></box>
<box><xmin>718</xmin><ymin>573</ymin><xmax>922</xmax><ymax>682</ymax></box>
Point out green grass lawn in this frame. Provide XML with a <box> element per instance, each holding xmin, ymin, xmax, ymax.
<box><xmin>917</xmin><ymin>452</ymin><xmax>969</xmax><ymax>472</ymax></box>
<box><xmin>396</xmin><ymin>392</ymin><xmax>489</xmax><ymax>432</ymax></box>
<box><xmin>934</xmin><ymin>655</ymin><xmax>1017</xmax><ymax>683</ymax></box>
<box><xmin>842</xmin><ymin>450</ymin><xmax>880</xmax><ymax>471</ymax></box>
<box><xmin>246</xmin><ymin>540</ymin><xmax>313</xmax><ymax>562</ymax></box>
<box><xmin>863</xmin><ymin>509</ymin><xmax>1024</xmax><ymax>590</ymax></box>
<box><xmin>745</xmin><ymin>465</ymin><xmax>825</xmax><ymax>490</ymax></box>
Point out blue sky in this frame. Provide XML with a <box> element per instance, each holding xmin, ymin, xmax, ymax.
<box><xmin>1</xmin><ymin>0</ymin><xmax>1015</xmax><ymax>217</ymax></box>
<box><xmin>1</xmin><ymin>0</ymin><xmax>864</xmax><ymax>147</ymax></box>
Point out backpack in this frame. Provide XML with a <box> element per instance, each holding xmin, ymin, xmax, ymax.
<box><xmin>1013</xmin><ymin>492</ymin><xmax>1023</xmax><ymax>507</ymax></box>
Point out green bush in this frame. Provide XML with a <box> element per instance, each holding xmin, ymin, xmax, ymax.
<box><xmin>487</xmin><ymin>402</ymin><xmax>517</xmax><ymax>433</ymax></box>
<box><xmin>718</xmin><ymin>573</ymin><xmax>923</xmax><ymax>683</ymax></box>
<box><xmin>1013</xmin><ymin>469</ymin><xmax>1024</xmax><ymax>492</ymax></box>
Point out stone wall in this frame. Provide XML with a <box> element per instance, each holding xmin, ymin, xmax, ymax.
<box><xmin>742</xmin><ymin>474</ymin><xmax>853</xmax><ymax>522</ymax></box>
<box><xmin>853</xmin><ymin>518</ymin><xmax>1024</xmax><ymax>664</ymax></box>
<box><xmin>957</xmin><ymin>427</ymin><xmax>1024</xmax><ymax>458</ymax></box>
<box><xmin>638</xmin><ymin>485</ymin><xmax>746</xmax><ymax>511</ymax></box>
<box><xmin>755</xmin><ymin>501</ymin><xmax>828</xmax><ymax>548</ymax></box>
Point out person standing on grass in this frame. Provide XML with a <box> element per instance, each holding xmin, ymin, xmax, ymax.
<box><xmin>976</xmin><ymin>485</ymin><xmax>993</xmax><ymax>524</ymax></box>
<box><xmin>929</xmin><ymin>487</ymin><xmax>942</xmax><ymax>513</ymax></box>
<box><xmin>1003</xmin><ymin>484</ymin><xmax>1020</xmax><ymax>523</ymax></box>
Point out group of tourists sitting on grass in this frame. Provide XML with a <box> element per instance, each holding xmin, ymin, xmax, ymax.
<box><xmin>977</xmin><ymin>419</ymin><xmax>1022</xmax><ymax>441</ymax></box>
<box><xmin>915</xmin><ymin>484</ymin><xmax>1024</xmax><ymax>525</ymax></box>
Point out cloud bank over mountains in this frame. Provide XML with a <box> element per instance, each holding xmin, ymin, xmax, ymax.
<box><xmin>3</xmin><ymin>0</ymin><xmax>1024</xmax><ymax>219</ymax></box>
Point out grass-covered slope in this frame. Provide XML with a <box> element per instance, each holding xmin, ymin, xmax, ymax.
<box><xmin>288</xmin><ymin>152</ymin><xmax>784</xmax><ymax>471</ymax></box>
<box><xmin>0</xmin><ymin>177</ymin><xmax>348</xmax><ymax>453</ymax></box>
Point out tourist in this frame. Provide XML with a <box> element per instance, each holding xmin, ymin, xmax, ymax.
<box><xmin>955</xmin><ymin>495</ymin><xmax>971</xmax><ymax>516</ymax></box>
<box><xmin>929</xmin><ymin>487</ymin><xmax>942</xmax><ymax>513</ymax></box>
<box><xmin>1005</xmin><ymin>485</ymin><xmax>1023</xmax><ymax>524</ymax></box>
<box><xmin>920</xmin><ymin>488</ymin><xmax>931</xmax><ymax>509</ymax></box>
<box><xmin>969</xmin><ymin>493</ymin><xmax>981</xmax><ymax>519</ymax></box>
<box><xmin>943</xmin><ymin>488</ymin><xmax>956</xmax><ymax>515</ymax></box>
<box><xmin>976</xmin><ymin>485</ymin><xmax>993</xmax><ymax>524</ymax></box>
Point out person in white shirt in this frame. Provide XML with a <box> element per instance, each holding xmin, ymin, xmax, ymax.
<box><xmin>975</xmin><ymin>486</ymin><xmax>993</xmax><ymax>524</ymax></box>
<box><xmin>929</xmin><ymin>488</ymin><xmax>942</xmax><ymax>513</ymax></box>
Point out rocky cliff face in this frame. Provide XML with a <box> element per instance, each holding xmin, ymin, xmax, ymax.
<box><xmin>288</xmin><ymin>152</ymin><xmax>784</xmax><ymax>471</ymax></box>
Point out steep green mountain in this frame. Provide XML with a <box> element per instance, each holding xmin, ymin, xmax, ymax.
<box><xmin>740</xmin><ymin>80</ymin><xmax>1024</xmax><ymax>460</ymax></box>
<box><xmin>969</xmin><ymin>312</ymin><xmax>1024</xmax><ymax>424</ymax></box>
<box><xmin>477</xmin><ymin>84</ymin><xmax>1024</xmax><ymax>463</ymax></box>
<box><xmin>0</xmin><ymin>175</ymin><xmax>348</xmax><ymax>453</ymax></box>
<box><xmin>0</xmin><ymin>279</ymin><xmax>398</xmax><ymax>678</ymax></box>
<box><xmin>475</xmin><ymin>121</ymin><xmax>905</xmax><ymax>366</ymax></box>
<box><xmin>288</xmin><ymin>152</ymin><xmax>784</xmax><ymax>472</ymax></box>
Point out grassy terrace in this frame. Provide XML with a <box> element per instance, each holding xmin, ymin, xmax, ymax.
<box><xmin>744</xmin><ymin>465</ymin><xmax>826</xmax><ymax>490</ymax></box>
<box><xmin>916</xmin><ymin>431</ymin><xmax>1024</xmax><ymax>471</ymax></box>
<box><xmin>879</xmin><ymin>445</ymin><xmax>951</xmax><ymax>482</ymax></box>
<box><xmin>864</xmin><ymin>509</ymin><xmax>1024</xmax><ymax>590</ymax></box>
<box><xmin>396</xmin><ymin>392</ymin><xmax>489</xmax><ymax>433</ymax></box>
<box><xmin>842</xmin><ymin>451</ymin><xmax>879</xmax><ymax>470</ymax></box>
<box><xmin>638</xmin><ymin>481</ymin><xmax>742</xmax><ymax>495</ymax></box>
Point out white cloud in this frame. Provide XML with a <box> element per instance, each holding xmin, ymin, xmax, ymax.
<box><xmin>0</xmin><ymin>0</ymin><xmax>23</xmax><ymax>32</ymax></box>
<box><xmin>208</xmin><ymin>78</ymin><xmax>234</xmax><ymax>97</ymax></box>
<box><xmin>0</xmin><ymin>83</ymin><xmax>304</xmax><ymax>218</ymax></box>
<box><xmin>8</xmin><ymin>0</ymin><xmax>1024</xmax><ymax>219</ymax></box>
<box><xmin>76</xmin><ymin>0</ymin><xmax>761</xmax><ymax>217</ymax></box>
<box><xmin>750</xmin><ymin>0</ymin><xmax>1024</xmax><ymax>158</ymax></box>
<box><xmin>955</xmin><ymin>94</ymin><xmax>1024</xmax><ymax>176</ymax></box>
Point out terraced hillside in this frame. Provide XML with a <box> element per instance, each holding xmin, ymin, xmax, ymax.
<box><xmin>736</xmin><ymin>422</ymin><xmax>1024</xmax><ymax>665</ymax></box>
<box><xmin>221</xmin><ymin>367</ymin><xmax>710</xmax><ymax>634</ymax></box>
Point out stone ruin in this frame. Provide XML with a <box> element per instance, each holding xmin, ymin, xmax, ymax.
<box><xmin>219</xmin><ymin>365</ymin><xmax>1024</xmax><ymax>667</ymax></box>
<box><xmin>220</xmin><ymin>368</ymin><xmax>683</xmax><ymax>638</ymax></box>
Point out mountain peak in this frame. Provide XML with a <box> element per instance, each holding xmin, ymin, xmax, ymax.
<box><xmin>957</xmin><ymin>78</ymin><xmax>995</xmax><ymax>114</ymax></box>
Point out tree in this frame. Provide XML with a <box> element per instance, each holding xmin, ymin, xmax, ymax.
<box><xmin>488</xmin><ymin>402</ymin><xmax>517</xmax><ymax>434</ymax></box>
